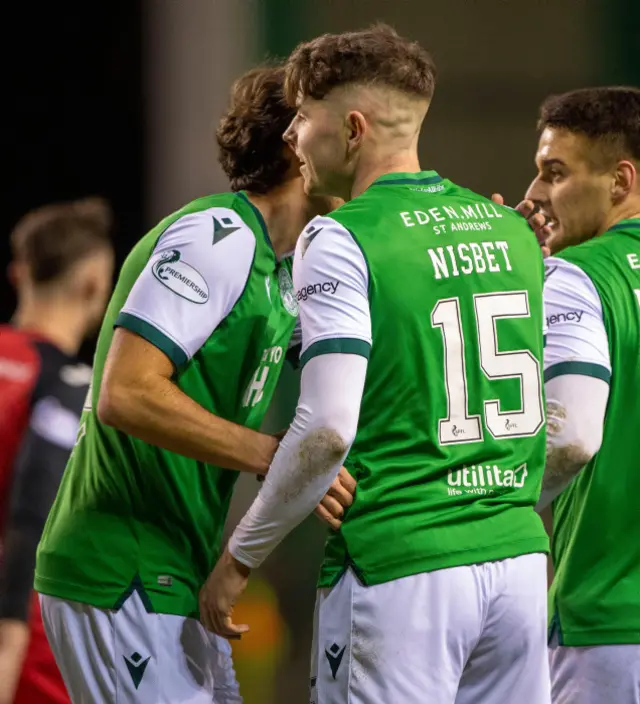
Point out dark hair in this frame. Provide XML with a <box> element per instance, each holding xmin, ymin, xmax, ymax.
<box><xmin>217</xmin><ymin>65</ymin><xmax>295</xmax><ymax>193</ymax></box>
<box><xmin>538</xmin><ymin>86</ymin><xmax>640</xmax><ymax>165</ymax></box>
<box><xmin>284</xmin><ymin>23</ymin><xmax>437</xmax><ymax>106</ymax></box>
<box><xmin>10</xmin><ymin>197</ymin><xmax>113</xmax><ymax>284</ymax></box>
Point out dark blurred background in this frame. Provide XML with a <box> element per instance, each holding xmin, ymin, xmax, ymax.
<box><xmin>2</xmin><ymin>1</ymin><xmax>638</xmax><ymax>700</ymax></box>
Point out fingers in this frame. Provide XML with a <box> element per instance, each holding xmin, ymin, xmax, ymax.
<box><xmin>337</xmin><ymin>466</ymin><xmax>357</xmax><ymax>494</ymax></box>
<box><xmin>199</xmin><ymin>593</ymin><xmax>249</xmax><ymax>639</ymax></box>
<box><xmin>217</xmin><ymin>615</ymin><xmax>249</xmax><ymax>640</ymax></box>
<box><xmin>537</xmin><ymin>224</ymin><xmax>553</xmax><ymax>246</ymax></box>
<box><xmin>315</xmin><ymin>466</ymin><xmax>357</xmax><ymax>530</ymax></box>
<box><xmin>491</xmin><ymin>193</ymin><xmax>505</xmax><ymax>206</ymax></box>
<box><xmin>320</xmin><ymin>493</ymin><xmax>346</xmax><ymax>518</ymax></box>
<box><xmin>314</xmin><ymin>504</ymin><xmax>342</xmax><ymax>531</ymax></box>
<box><xmin>326</xmin><ymin>480</ymin><xmax>354</xmax><ymax>508</ymax></box>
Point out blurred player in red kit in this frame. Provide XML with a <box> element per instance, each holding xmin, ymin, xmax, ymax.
<box><xmin>0</xmin><ymin>198</ymin><xmax>114</xmax><ymax>703</ymax></box>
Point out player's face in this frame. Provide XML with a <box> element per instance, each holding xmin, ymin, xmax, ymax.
<box><xmin>284</xmin><ymin>95</ymin><xmax>353</xmax><ymax>201</ymax></box>
<box><xmin>525</xmin><ymin>128</ymin><xmax>614</xmax><ymax>254</ymax></box>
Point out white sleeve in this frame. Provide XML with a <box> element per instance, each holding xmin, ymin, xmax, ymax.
<box><xmin>537</xmin><ymin>373</ymin><xmax>609</xmax><ymax>510</ymax></box>
<box><xmin>543</xmin><ymin>257</ymin><xmax>611</xmax><ymax>383</ymax></box>
<box><xmin>228</xmin><ymin>353</ymin><xmax>367</xmax><ymax>569</ymax></box>
<box><xmin>294</xmin><ymin>216</ymin><xmax>371</xmax><ymax>366</ymax></box>
<box><xmin>116</xmin><ymin>208</ymin><xmax>255</xmax><ymax>367</ymax></box>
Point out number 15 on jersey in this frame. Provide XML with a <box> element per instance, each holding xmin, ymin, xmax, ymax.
<box><xmin>432</xmin><ymin>290</ymin><xmax>545</xmax><ymax>445</ymax></box>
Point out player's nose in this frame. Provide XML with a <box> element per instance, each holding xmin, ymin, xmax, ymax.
<box><xmin>524</xmin><ymin>177</ymin><xmax>548</xmax><ymax>208</ymax></box>
<box><xmin>283</xmin><ymin>120</ymin><xmax>297</xmax><ymax>147</ymax></box>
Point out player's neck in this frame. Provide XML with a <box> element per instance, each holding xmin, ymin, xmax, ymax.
<box><xmin>246</xmin><ymin>187</ymin><xmax>310</xmax><ymax>260</ymax></box>
<box><xmin>599</xmin><ymin>198</ymin><xmax>640</xmax><ymax>235</ymax></box>
<box><xmin>351</xmin><ymin>149</ymin><xmax>421</xmax><ymax>200</ymax></box>
<box><xmin>12</xmin><ymin>292</ymin><xmax>86</xmax><ymax>356</ymax></box>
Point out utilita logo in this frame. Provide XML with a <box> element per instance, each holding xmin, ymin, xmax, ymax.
<box><xmin>446</xmin><ymin>463</ymin><xmax>528</xmax><ymax>496</ymax></box>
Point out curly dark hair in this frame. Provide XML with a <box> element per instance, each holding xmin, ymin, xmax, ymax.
<box><xmin>217</xmin><ymin>64</ymin><xmax>296</xmax><ymax>193</ymax></box>
<box><xmin>284</xmin><ymin>23</ymin><xmax>437</xmax><ymax>106</ymax></box>
<box><xmin>10</xmin><ymin>197</ymin><xmax>113</xmax><ymax>284</ymax></box>
<box><xmin>538</xmin><ymin>86</ymin><xmax>640</xmax><ymax>166</ymax></box>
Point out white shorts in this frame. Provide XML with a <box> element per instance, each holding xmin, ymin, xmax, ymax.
<box><xmin>549</xmin><ymin>633</ymin><xmax>640</xmax><ymax>703</ymax></box>
<box><xmin>311</xmin><ymin>553</ymin><xmax>550</xmax><ymax>704</ymax></box>
<box><xmin>39</xmin><ymin>590</ymin><xmax>242</xmax><ymax>703</ymax></box>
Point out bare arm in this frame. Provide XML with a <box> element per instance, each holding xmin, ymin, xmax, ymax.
<box><xmin>98</xmin><ymin>328</ymin><xmax>277</xmax><ymax>474</ymax></box>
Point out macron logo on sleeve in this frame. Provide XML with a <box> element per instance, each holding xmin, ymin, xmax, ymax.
<box><xmin>301</xmin><ymin>225</ymin><xmax>323</xmax><ymax>258</ymax></box>
<box><xmin>212</xmin><ymin>216</ymin><xmax>240</xmax><ymax>245</ymax></box>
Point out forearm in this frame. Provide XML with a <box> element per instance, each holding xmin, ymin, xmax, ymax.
<box><xmin>229</xmin><ymin>354</ymin><xmax>366</xmax><ymax>568</ymax></box>
<box><xmin>229</xmin><ymin>426</ymin><xmax>348</xmax><ymax>568</ymax></box>
<box><xmin>99</xmin><ymin>376</ymin><xmax>277</xmax><ymax>475</ymax></box>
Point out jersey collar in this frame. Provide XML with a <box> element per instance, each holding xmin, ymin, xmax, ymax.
<box><xmin>369</xmin><ymin>170</ymin><xmax>443</xmax><ymax>188</ymax></box>
<box><xmin>238</xmin><ymin>191</ymin><xmax>275</xmax><ymax>255</ymax></box>
<box><xmin>608</xmin><ymin>217</ymin><xmax>640</xmax><ymax>233</ymax></box>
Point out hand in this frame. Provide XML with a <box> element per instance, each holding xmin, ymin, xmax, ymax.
<box><xmin>314</xmin><ymin>466</ymin><xmax>357</xmax><ymax>530</ymax></box>
<box><xmin>491</xmin><ymin>193</ymin><xmax>552</xmax><ymax>257</ymax></box>
<box><xmin>199</xmin><ymin>548</ymin><xmax>251</xmax><ymax>639</ymax></box>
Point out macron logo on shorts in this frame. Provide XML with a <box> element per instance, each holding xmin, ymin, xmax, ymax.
<box><xmin>124</xmin><ymin>651</ymin><xmax>151</xmax><ymax>690</ymax></box>
<box><xmin>325</xmin><ymin>642</ymin><xmax>346</xmax><ymax>679</ymax></box>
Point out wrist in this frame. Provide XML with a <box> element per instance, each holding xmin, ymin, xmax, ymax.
<box><xmin>255</xmin><ymin>433</ymin><xmax>278</xmax><ymax>475</ymax></box>
<box><xmin>224</xmin><ymin>545</ymin><xmax>251</xmax><ymax>578</ymax></box>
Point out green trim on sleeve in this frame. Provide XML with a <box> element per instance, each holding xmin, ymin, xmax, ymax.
<box><xmin>115</xmin><ymin>312</ymin><xmax>188</xmax><ymax>368</ymax></box>
<box><xmin>300</xmin><ymin>337</ymin><xmax>371</xmax><ymax>368</ymax></box>
<box><xmin>544</xmin><ymin>361</ymin><xmax>611</xmax><ymax>384</ymax></box>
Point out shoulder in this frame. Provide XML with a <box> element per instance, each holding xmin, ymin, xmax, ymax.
<box><xmin>544</xmin><ymin>256</ymin><xmax>601</xmax><ymax>309</ymax></box>
<box><xmin>140</xmin><ymin>192</ymin><xmax>259</xmax><ymax>252</ymax></box>
<box><xmin>295</xmin><ymin>216</ymin><xmax>366</xmax><ymax>273</ymax></box>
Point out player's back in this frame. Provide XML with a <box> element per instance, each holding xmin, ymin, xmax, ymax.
<box><xmin>548</xmin><ymin>220</ymin><xmax>640</xmax><ymax>646</ymax></box>
<box><xmin>319</xmin><ymin>171</ymin><xmax>548</xmax><ymax>587</ymax></box>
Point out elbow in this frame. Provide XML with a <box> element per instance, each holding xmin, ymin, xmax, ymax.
<box><xmin>297</xmin><ymin>427</ymin><xmax>351</xmax><ymax>477</ymax></box>
<box><xmin>545</xmin><ymin>399</ymin><xmax>601</xmax><ymax>481</ymax></box>
<box><xmin>546</xmin><ymin>440</ymin><xmax>595</xmax><ymax>485</ymax></box>
<box><xmin>314</xmin><ymin>403</ymin><xmax>358</xmax><ymax>453</ymax></box>
<box><xmin>97</xmin><ymin>377</ymin><xmax>132</xmax><ymax>430</ymax></box>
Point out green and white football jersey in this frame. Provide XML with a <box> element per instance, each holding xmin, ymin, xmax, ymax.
<box><xmin>35</xmin><ymin>192</ymin><xmax>298</xmax><ymax>618</ymax></box>
<box><xmin>544</xmin><ymin>218</ymin><xmax>640</xmax><ymax>646</ymax></box>
<box><xmin>292</xmin><ymin>171</ymin><xmax>549</xmax><ymax>588</ymax></box>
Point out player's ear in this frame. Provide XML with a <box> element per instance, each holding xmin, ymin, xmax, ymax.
<box><xmin>345</xmin><ymin>111</ymin><xmax>366</xmax><ymax>157</ymax></box>
<box><xmin>611</xmin><ymin>160</ymin><xmax>636</xmax><ymax>203</ymax></box>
